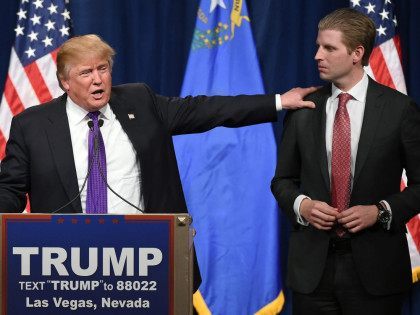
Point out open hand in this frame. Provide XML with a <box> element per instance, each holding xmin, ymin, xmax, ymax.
<box><xmin>280</xmin><ymin>86</ymin><xmax>320</xmax><ymax>110</ymax></box>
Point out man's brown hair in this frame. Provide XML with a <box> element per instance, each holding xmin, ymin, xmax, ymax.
<box><xmin>319</xmin><ymin>8</ymin><xmax>376</xmax><ymax>66</ymax></box>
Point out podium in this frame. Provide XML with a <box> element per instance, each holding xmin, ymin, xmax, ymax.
<box><xmin>0</xmin><ymin>214</ymin><xmax>193</xmax><ymax>315</ymax></box>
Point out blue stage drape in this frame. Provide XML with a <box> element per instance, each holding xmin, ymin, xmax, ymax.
<box><xmin>0</xmin><ymin>1</ymin><xmax>419</xmax><ymax>314</ymax></box>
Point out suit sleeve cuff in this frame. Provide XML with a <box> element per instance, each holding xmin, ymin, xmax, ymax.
<box><xmin>275</xmin><ymin>94</ymin><xmax>282</xmax><ymax>111</ymax></box>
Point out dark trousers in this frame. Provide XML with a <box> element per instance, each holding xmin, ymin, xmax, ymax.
<box><xmin>292</xmin><ymin>241</ymin><xmax>405</xmax><ymax>315</ymax></box>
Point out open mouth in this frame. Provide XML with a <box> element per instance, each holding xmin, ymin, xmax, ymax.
<box><xmin>91</xmin><ymin>89</ymin><xmax>104</xmax><ymax>99</ymax></box>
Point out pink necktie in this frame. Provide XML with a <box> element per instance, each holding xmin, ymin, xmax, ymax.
<box><xmin>331</xmin><ymin>93</ymin><xmax>352</xmax><ymax>236</ymax></box>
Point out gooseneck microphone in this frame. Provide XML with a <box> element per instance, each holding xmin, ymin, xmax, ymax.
<box><xmin>52</xmin><ymin>119</ymin><xmax>103</xmax><ymax>214</ymax></box>
<box><xmin>87</xmin><ymin>119</ymin><xmax>104</xmax><ymax>151</ymax></box>
<box><xmin>96</xmin><ymin>160</ymin><xmax>144</xmax><ymax>213</ymax></box>
<box><xmin>89</xmin><ymin>118</ymin><xmax>144</xmax><ymax>213</ymax></box>
<box><xmin>52</xmin><ymin>118</ymin><xmax>144</xmax><ymax>214</ymax></box>
<box><xmin>91</xmin><ymin>119</ymin><xmax>144</xmax><ymax>213</ymax></box>
<box><xmin>87</xmin><ymin>118</ymin><xmax>104</xmax><ymax>129</ymax></box>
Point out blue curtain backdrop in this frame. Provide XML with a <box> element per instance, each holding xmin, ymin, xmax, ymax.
<box><xmin>1</xmin><ymin>1</ymin><xmax>419</xmax><ymax>314</ymax></box>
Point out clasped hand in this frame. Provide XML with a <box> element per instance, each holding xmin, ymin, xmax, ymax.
<box><xmin>300</xmin><ymin>199</ymin><xmax>378</xmax><ymax>232</ymax></box>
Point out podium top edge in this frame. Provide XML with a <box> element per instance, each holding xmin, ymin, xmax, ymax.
<box><xmin>0</xmin><ymin>213</ymin><xmax>189</xmax><ymax>216</ymax></box>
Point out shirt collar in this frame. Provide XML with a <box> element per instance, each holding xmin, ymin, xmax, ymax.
<box><xmin>66</xmin><ymin>96</ymin><xmax>111</xmax><ymax>126</ymax></box>
<box><xmin>331</xmin><ymin>72</ymin><xmax>369</xmax><ymax>103</ymax></box>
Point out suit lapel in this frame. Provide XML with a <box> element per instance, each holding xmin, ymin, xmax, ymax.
<box><xmin>353</xmin><ymin>79</ymin><xmax>385</xmax><ymax>186</ymax></box>
<box><xmin>314</xmin><ymin>86</ymin><xmax>331</xmax><ymax>191</ymax></box>
<box><xmin>108</xmin><ymin>89</ymin><xmax>157</xmax><ymax>211</ymax></box>
<box><xmin>108</xmin><ymin>92</ymin><xmax>142</xmax><ymax>151</ymax></box>
<box><xmin>44</xmin><ymin>95</ymin><xmax>82</xmax><ymax>212</ymax></box>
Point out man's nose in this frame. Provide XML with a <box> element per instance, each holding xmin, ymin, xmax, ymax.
<box><xmin>314</xmin><ymin>47</ymin><xmax>323</xmax><ymax>61</ymax></box>
<box><xmin>92</xmin><ymin>70</ymin><xmax>102</xmax><ymax>84</ymax></box>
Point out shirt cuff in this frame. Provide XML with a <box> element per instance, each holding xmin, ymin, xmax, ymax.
<box><xmin>293</xmin><ymin>195</ymin><xmax>310</xmax><ymax>226</ymax></box>
<box><xmin>275</xmin><ymin>94</ymin><xmax>282</xmax><ymax>111</ymax></box>
<box><xmin>380</xmin><ymin>200</ymin><xmax>393</xmax><ymax>230</ymax></box>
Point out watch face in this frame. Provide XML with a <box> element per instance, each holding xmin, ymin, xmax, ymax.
<box><xmin>379</xmin><ymin>210</ymin><xmax>390</xmax><ymax>223</ymax></box>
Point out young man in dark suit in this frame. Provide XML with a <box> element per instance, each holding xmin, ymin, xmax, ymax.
<box><xmin>271</xmin><ymin>8</ymin><xmax>420</xmax><ymax>315</ymax></box>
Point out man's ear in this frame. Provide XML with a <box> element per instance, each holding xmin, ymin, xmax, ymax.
<box><xmin>352</xmin><ymin>45</ymin><xmax>365</xmax><ymax>65</ymax></box>
<box><xmin>56</xmin><ymin>71</ymin><xmax>67</xmax><ymax>91</ymax></box>
<box><xmin>61</xmin><ymin>80</ymin><xmax>70</xmax><ymax>91</ymax></box>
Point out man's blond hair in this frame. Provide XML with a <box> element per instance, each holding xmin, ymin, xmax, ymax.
<box><xmin>56</xmin><ymin>34</ymin><xmax>116</xmax><ymax>81</ymax></box>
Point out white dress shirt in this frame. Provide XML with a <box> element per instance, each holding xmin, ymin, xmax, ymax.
<box><xmin>66</xmin><ymin>98</ymin><xmax>143</xmax><ymax>214</ymax></box>
<box><xmin>293</xmin><ymin>73</ymin><xmax>390</xmax><ymax>226</ymax></box>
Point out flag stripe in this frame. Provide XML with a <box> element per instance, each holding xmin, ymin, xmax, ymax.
<box><xmin>379</xmin><ymin>38</ymin><xmax>407</xmax><ymax>93</ymax></box>
<box><xmin>0</xmin><ymin>101</ymin><xmax>14</xmax><ymax>139</ymax></box>
<box><xmin>3</xmin><ymin>76</ymin><xmax>25</xmax><ymax>116</ymax></box>
<box><xmin>50</xmin><ymin>49</ymin><xmax>58</xmax><ymax>63</ymax></box>
<box><xmin>36</xmin><ymin>51</ymin><xmax>62</xmax><ymax>98</ymax></box>
<box><xmin>408</xmin><ymin>217</ymin><xmax>420</xmax><ymax>252</ymax></box>
<box><xmin>24</xmin><ymin>62</ymin><xmax>52</xmax><ymax>103</ymax></box>
<box><xmin>0</xmin><ymin>97</ymin><xmax>14</xmax><ymax>147</ymax></box>
<box><xmin>393</xmin><ymin>36</ymin><xmax>403</xmax><ymax>64</ymax></box>
<box><xmin>363</xmin><ymin>64</ymin><xmax>376</xmax><ymax>80</ymax></box>
<box><xmin>8</xmin><ymin>48</ymin><xmax>40</xmax><ymax>108</ymax></box>
<box><xmin>0</xmin><ymin>129</ymin><xmax>7</xmax><ymax>160</ymax></box>
<box><xmin>369</xmin><ymin>46</ymin><xmax>396</xmax><ymax>90</ymax></box>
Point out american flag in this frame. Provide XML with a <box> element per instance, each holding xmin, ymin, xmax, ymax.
<box><xmin>351</xmin><ymin>0</ymin><xmax>420</xmax><ymax>282</ymax></box>
<box><xmin>0</xmin><ymin>0</ymin><xmax>71</xmax><ymax>160</ymax></box>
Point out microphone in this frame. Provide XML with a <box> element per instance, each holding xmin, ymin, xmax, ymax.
<box><xmin>96</xmin><ymin>155</ymin><xmax>144</xmax><ymax>214</ymax></box>
<box><xmin>90</xmin><ymin>118</ymin><xmax>144</xmax><ymax>213</ymax></box>
<box><xmin>87</xmin><ymin>119</ymin><xmax>104</xmax><ymax>130</ymax></box>
<box><xmin>88</xmin><ymin>119</ymin><xmax>104</xmax><ymax>151</ymax></box>
<box><xmin>53</xmin><ymin>118</ymin><xmax>144</xmax><ymax>214</ymax></box>
<box><xmin>51</xmin><ymin>119</ymin><xmax>102</xmax><ymax>213</ymax></box>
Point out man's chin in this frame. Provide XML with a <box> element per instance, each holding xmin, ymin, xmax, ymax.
<box><xmin>318</xmin><ymin>72</ymin><xmax>329</xmax><ymax>80</ymax></box>
<box><xmin>90</xmin><ymin>96</ymin><xmax>110</xmax><ymax>108</ymax></box>
<box><xmin>83</xmin><ymin>101</ymin><xmax>108</xmax><ymax>112</ymax></box>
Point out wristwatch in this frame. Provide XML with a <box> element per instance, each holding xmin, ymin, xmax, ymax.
<box><xmin>376</xmin><ymin>202</ymin><xmax>391</xmax><ymax>230</ymax></box>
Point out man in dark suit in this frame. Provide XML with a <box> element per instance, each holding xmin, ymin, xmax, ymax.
<box><xmin>271</xmin><ymin>8</ymin><xmax>420</xmax><ymax>315</ymax></box>
<box><xmin>0</xmin><ymin>34</ymin><xmax>316</xmax><ymax>293</ymax></box>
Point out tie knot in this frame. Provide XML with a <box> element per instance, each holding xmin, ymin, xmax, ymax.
<box><xmin>338</xmin><ymin>93</ymin><xmax>352</xmax><ymax>107</ymax></box>
<box><xmin>88</xmin><ymin>111</ymin><xmax>100</xmax><ymax>121</ymax></box>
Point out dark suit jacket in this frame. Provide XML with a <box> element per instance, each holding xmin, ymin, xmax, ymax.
<box><xmin>271</xmin><ymin>78</ymin><xmax>420</xmax><ymax>295</ymax></box>
<box><xmin>0</xmin><ymin>83</ymin><xmax>277</xmax><ymax>291</ymax></box>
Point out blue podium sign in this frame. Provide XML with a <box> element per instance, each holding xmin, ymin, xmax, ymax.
<box><xmin>1</xmin><ymin>214</ymin><xmax>191</xmax><ymax>315</ymax></box>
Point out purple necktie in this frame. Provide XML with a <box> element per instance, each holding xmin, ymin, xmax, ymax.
<box><xmin>86</xmin><ymin>111</ymin><xmax>107</xmax><ymax>213</ymax></box>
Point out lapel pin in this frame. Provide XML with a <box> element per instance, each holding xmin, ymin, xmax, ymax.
<box><xmin>128</xmin><ymin>113</ymin><xmax>135</xmax><ymax>120</ymax></box>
